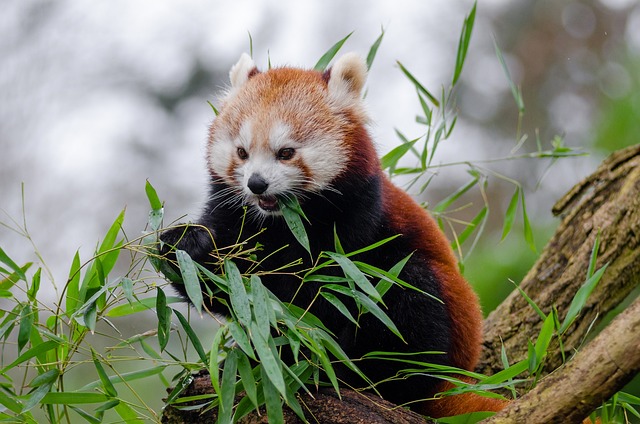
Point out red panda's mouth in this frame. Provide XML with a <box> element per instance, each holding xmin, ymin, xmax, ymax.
<box><xmin>257</xmin><ymin>195</ymin><xmax>279</xmax><ymax>212</ymax></box>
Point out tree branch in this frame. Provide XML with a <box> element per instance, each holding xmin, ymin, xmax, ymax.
<box><xmin>479</xmin><ymin>144</ymin><xmax>640</xmax><ymax>375</ymax></box>
<box><xmin>481</xmin><ymin>295</ymin><xmax>640</xmax><ymax>424</ymax></box>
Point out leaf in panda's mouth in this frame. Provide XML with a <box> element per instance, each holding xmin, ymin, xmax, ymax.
<box><xmin>278</xmin><ymin>197</ymin><xmax>311</xmax><ymax>257</ymax></box>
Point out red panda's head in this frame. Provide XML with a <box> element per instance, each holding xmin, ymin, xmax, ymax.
<box><xmin>207</xmin><ymin>53</ymin><xmax>370</xmax><ymax>216</ymax></box>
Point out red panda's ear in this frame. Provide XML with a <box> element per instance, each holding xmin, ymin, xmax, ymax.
<box><xmin>327</xmin><ymin>53</ymin><xmax>367</xmax><ymax>104</ymax></box>
<box><xmin>229</xmin><ymin>53</ymin><xmax>258</xmax><ymax>90</ymax></box>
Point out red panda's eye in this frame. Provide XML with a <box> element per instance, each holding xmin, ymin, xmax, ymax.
<box><xmin>277</xmin><ymin>148</ymin><xmax>295</xmax><ymax>160</ymax></box>
<box><xmin>237</xmin><ymin>147</ymin><xmax>248</xmax><ymax>160</ymax></box>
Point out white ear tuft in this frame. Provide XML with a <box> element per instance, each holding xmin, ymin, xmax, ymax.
<box><xmin>229</xmin><ymin>53</ymin><xmax>257</xmax><ymax>89</ymax></box>
<box><xmin>328</xmin><ymin>53</ymin><xmax>367</xmax><ymax>101</ymax></box>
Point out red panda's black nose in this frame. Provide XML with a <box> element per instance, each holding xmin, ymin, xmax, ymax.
<box><xmin>248</xmin><ymin>174</ymin><xmax>269</xmax><ymax>194</ymax></box>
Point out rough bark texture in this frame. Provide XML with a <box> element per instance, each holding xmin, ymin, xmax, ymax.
<box><xmin>161</xmin><ymin>375</ymin><xmax>429</xmax><ymax>424</ymax></box>
<box><xmin>482</xmin><ymin>296</ymin><xmax>640</xmax><ymax>424</ymax></box>
<box><xmin>479</xmin><ymin>144</ymin><xmax>640</xmax><ymax>376</ymax></box>
<box><xmin>162</xmin><ymin>145</ymin><xmax>640</xmax><ymax>423</ymax></box>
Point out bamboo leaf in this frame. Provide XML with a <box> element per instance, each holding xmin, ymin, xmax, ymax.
<box><xmin>40</xmin><ymin>392</ymin><xmax>109</xmax><ymax>405</ymax></box>
<box><xmin>433</xmin><ymin>176</ymin><xmax>479</xmax><ymax>213</ymax></box>
<box><xmin>0</xmin><ymin>247</ymin><xmax>27</xmax><ymax>281</ymax></box>
<box><xmin>225</xmin><ymin>259</ymin><xmax>252</xmax><ymax>327</ymax></box>
<box><xmin>173</xmin><ymin>309</ymin><xmax>208</xmax><ymax>365</ymax></box>
<box><xmin>366</xmin><ymin>27</ymin><xmax>385</xmax><ymax>71</ymax></box>
<box><xmin>236</xmin><ymin>351</ymin><xmax>258</xmax><ymax>410</ymax></box>
<box><xmin>397</xmin><ymin>61</ymin><xmax>440</xmax><ymax>107</ymax></box>
<box><xmin>452</xmin><ymin>1</ymin><xmax>477</xmax><ymax>86</ymax></box>
<box><xmin>313</xmin><ymin>32</ymin><xmax>353</xmax><ymax>71</ymax></box>
<box><xmin>250</xmin><ymin>275</ymin><xmax>271</xmax><ymax>339</ymax></box>
<box><xmin>66</xmin><ymin>251</ymin><xmax>82</xmax><ymax>314</ymax></box>
<box><xmin>219</xmin><ymin>349</ymin><xmax>238</xmax><ymax>424</ymax></box>
<box><xmin>260</xmin><ymin>366</ymin><xmax>284</xmax><ymax>424</ymax></box>
<box><xmin>175</xmin><ymin>250</ymin><xmax>203</xmax><ymax>314</ymax></box>
<box><xmin>250</xmin><ymin>321</ymin><xmax>286</xmax><ymax>398</ymax></box>
<box><xmin>91</xmin><ymin>349</ymin><xmax>117</xmax><ymax>398</ymax></box>
<box><xmin>380</xmin><ymin>137</ymin><xmax>419</xmax><ymax>171</ymax></box>
<box><xmin>144</xmin><ymin>180</ymin><xmax>162</xmax><ymax>211</ymax></box>
<box><xmin>501</xmin><ymin>187</ymin><xmax>520</xmax><ymax>241</ymax></box>
<box><xmin>156</xmin><ymin>287</ymin><xmax>171</xmax><ymax>351</ymax></box>
<box><xmin>353</xmin><ymin>291</ymin><xmax>404</xmax><ymax>342</ymax></box>
<box><xmin>320</xmin><ymin>292</ymin><xmax>358</xmax><ymax>326</ymax></box>
<box><xmin>521</xmin><ymin>192</ymin><xmax>536</xmax><ymax>252</ymax></box>
<box><xmin>18</xmin><ymin>304</ymin><xmax>33</xmax><ymax>352</ymax></box>
<box><xmin>326</xmin><ymin>252</ymin><xmax>382</xmax><ymax>303</ymax></box>
<box><xmin>560</xmin><ymin>263</ymin><xmax>609</xmax><ymax>334</ymax></box>
<box><xmin>279</xmin><ymin>197</ymin><xmax>311</xmax><ymax>256</ymax></box>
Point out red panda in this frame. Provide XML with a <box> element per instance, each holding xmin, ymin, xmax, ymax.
<box><xmin>160</xmin><ymin>52</ymin><xmax>507</xmax><ymax>418</ymax></box>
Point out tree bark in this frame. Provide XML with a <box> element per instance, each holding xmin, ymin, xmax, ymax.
<box><xmin>479</xmin><ymin>144</ymin><xmax>640</xmax><ymax>376</ymax></box>
<box><xmin>162</xmin><ymin>145</ymin><xmax>640</xmax><ymax>423</ymax></box>
<box><xmin>481</xmin><ymin>295</ymin><xmax>640</xmax><ymax>424</ymax></box>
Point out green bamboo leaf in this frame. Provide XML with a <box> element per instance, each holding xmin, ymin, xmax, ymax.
<box><xmin>511</xmin><ymin>281</ymin><xmax>546</xmax><ymax>321</ymax></box>
<box><xmin>208</xmin><ymin>325</ymin><xmax>225</xmax><ymax>399</ymax></box>
<box><xmin>279</xmin><ymin>197</ymin><xmax>311</xmax><ymax>256</ymax></box>
<box><xmin>144</xmin><ymin>180</ymin><xmax>162</xmax><ymax>211</ymax></box>
<box><xmin>91</xmin><ymin>349</ymin><xmax>117</xmax><ymax>398</ymax></box>
<box><xmin>106</xmin><ymin>296</ymin><xmax>182</xmax><ymax>317</ymax></box>
<box><xmin>236</xmin><ymin>351</ymin><xmax>258</xmax><ymax>410</ymax></box>
<box><xmin>114</xmin><ymin>401</ymin><xmax>144</xmax><ymax>423</ymax></box>
<box><xmin>0</xmin><ymin>389</ymin><xmax>23</xmax><ymax>413</ymax></box>
<box><xmin>451</xmin><ymin>206</ymin><xmax>488</xmax><ymax>251</ymax></box>
<box><xmin>527</xmin><ymin>340</ymin><xmax>537</xmax><ymax>374</ymax></box>
<box><xmin>521</xmin><ymin>192</ymin><xmax>536</xmax><ymax>252</ymax></box>
<box><xmin>333</xmin><ymin>225</ymin><xmax>345</xmax><ymax>255</ymax></box>
<box><xmin>320</xmin><ymin>292</ymin><xmax>358</xmax><ymax>326</ymax></box>
<box><xmin>225</xmin><ymin>259</ymin><xmax>252</xmax><ymax>327</ymax></box>
<box><xmin>78</xmin><ymin>366</ymin><xmax>167</xmax><ymax>392</ymax></box>
<box><xmin>0</xmin><ymin>247</ymin><xmax>27</xmax><ymax>281</ymax></box>
<box><xmin>18</xmin><ymin>304</ymin><xmax>33</xmax><ymax>353</ymax></box>
<box><xmin>0</xmin><ymin>263</ymin><xmax>32</xmax><ymax>291</ymax></box>
<box><xmin>207</xmin><ymin>100</ymin><xmax>219</xmax><ymax>116</ymax></box>
<box><xmin>65</xmin><ymin>251</ymin><xmax>82</xmax><ymax>314</ymax></box>
<box><xmin>22</xmin><ymin>380</ymin><xmax>56</xmax><ymax>413</ymax></box>
<box><xmin>494</xmin><ymin>38</ymin><xmax>525</xmax><ymax>113</ymax></box>
<box><xmin>94</xmin><ymin>399</ymin><xmax>119</xmax><ymax>413</ymax></box>
<box><xmin>250</xmin><ymin>321</ymin><xmax>286</xmax><ymax>398</ymax></box>
<box><xmin>433</xmin><ymin>176</ymin><xmax>479</xmax><ymax>213</ymax></box>
<box><xmin>326</xmin><ymin>252</ymin><xmax>382</xmax><ymax>303</ymax></box>
<box><xmin>250</xmin><ymin>275</ymin><xmax>271</xmax><ymax>339</ymax></box>
<box><xmin>0</xmin><ymin>340</ymin><xmax>59</xmax><ymax>374</ymax></box>
<box><xmin>175</xmin><ymin>250</ymin><xmax>203</xmax><ymax>314</ymax></box>
<box><xmin>586</xmin><ymin>231</ymin><xmax>601</xmax><ymax>280</ymax></box>
<box><xmin>353</xmin><ymin>291</ymin><xmax>404</xmax><ymax>342</ymax></box>
<box><xmin>219</xmin><ymin>349</ymin><xmax>238</xmax><ymax>424</ymax></box>
<box><xmin>120</xmin><ymin>277</ymin><xmax>135</xmax><ymax>304</ymax></box>
<box><xmin>83</xmin><ymin>303</ymin><xmax>97</xmax><ymax>334</ymax></box>
<box><xmin>534</xmin><ymin>312</ymin><xmax>555</xmax><ymax>368</ymax></box>
<box><xmin>40</xmin><ymin>392</ymin><xmax>109</xmax><ymax>405</ymax></box>
<box><xmin>397</xmin><ymin>61</ymin><xmax>439</xmax><ymax>107</ymax></box>
<box><xmin>27</xmin><ymin>268</ymin><xmax>41</xmax><ymax>303</ymax></box>
<box><xmin>380</xmin><ymin>137</ymin><xmax>419</xmax><ymax>171</ymax></box>
<box><xmin>260</xmin><ymin>366</ymin><xmax>284</xmax><ymax>424</ymax></box>
<box><xmin>501</xmin><ymin>187</ymin><xmax>520</xmax><ymax>241</ymax></box>
<box><xmin>228</xmin><ymin>321</ymin><xmax>255</xmax><ymax>360</ymax></box>
<box><xmin>313</xmin><ymin>32</ymin><xmax>353</xmax><ymax>71</ymax></box>
<box><xmin>173</xmin><ymin>309</ymin><xmax>208</xmax><ymax>365</ymax></box>
<box><xmin>560</xmin><ymin>263</ymin><xmax>609</xmax><ymax>334</ymax></box>
<box><xmin>452</xmin><ymin>1</ymin><xmax>477</xmax><ymax>86</ymax></box>
<box><xmin>156</xmin><ymin>287</ymin><xmax>171</xmax><ymax>351</ymax></box>
<box><xmin>366</xmin><ymin>27</ymin><xmax>385</xmax><ymax>70</ymax></box>
<box><xmin>68</xmin><ymin>405</ymin><xmax>101</xmax><ymax>424</ymax></box>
